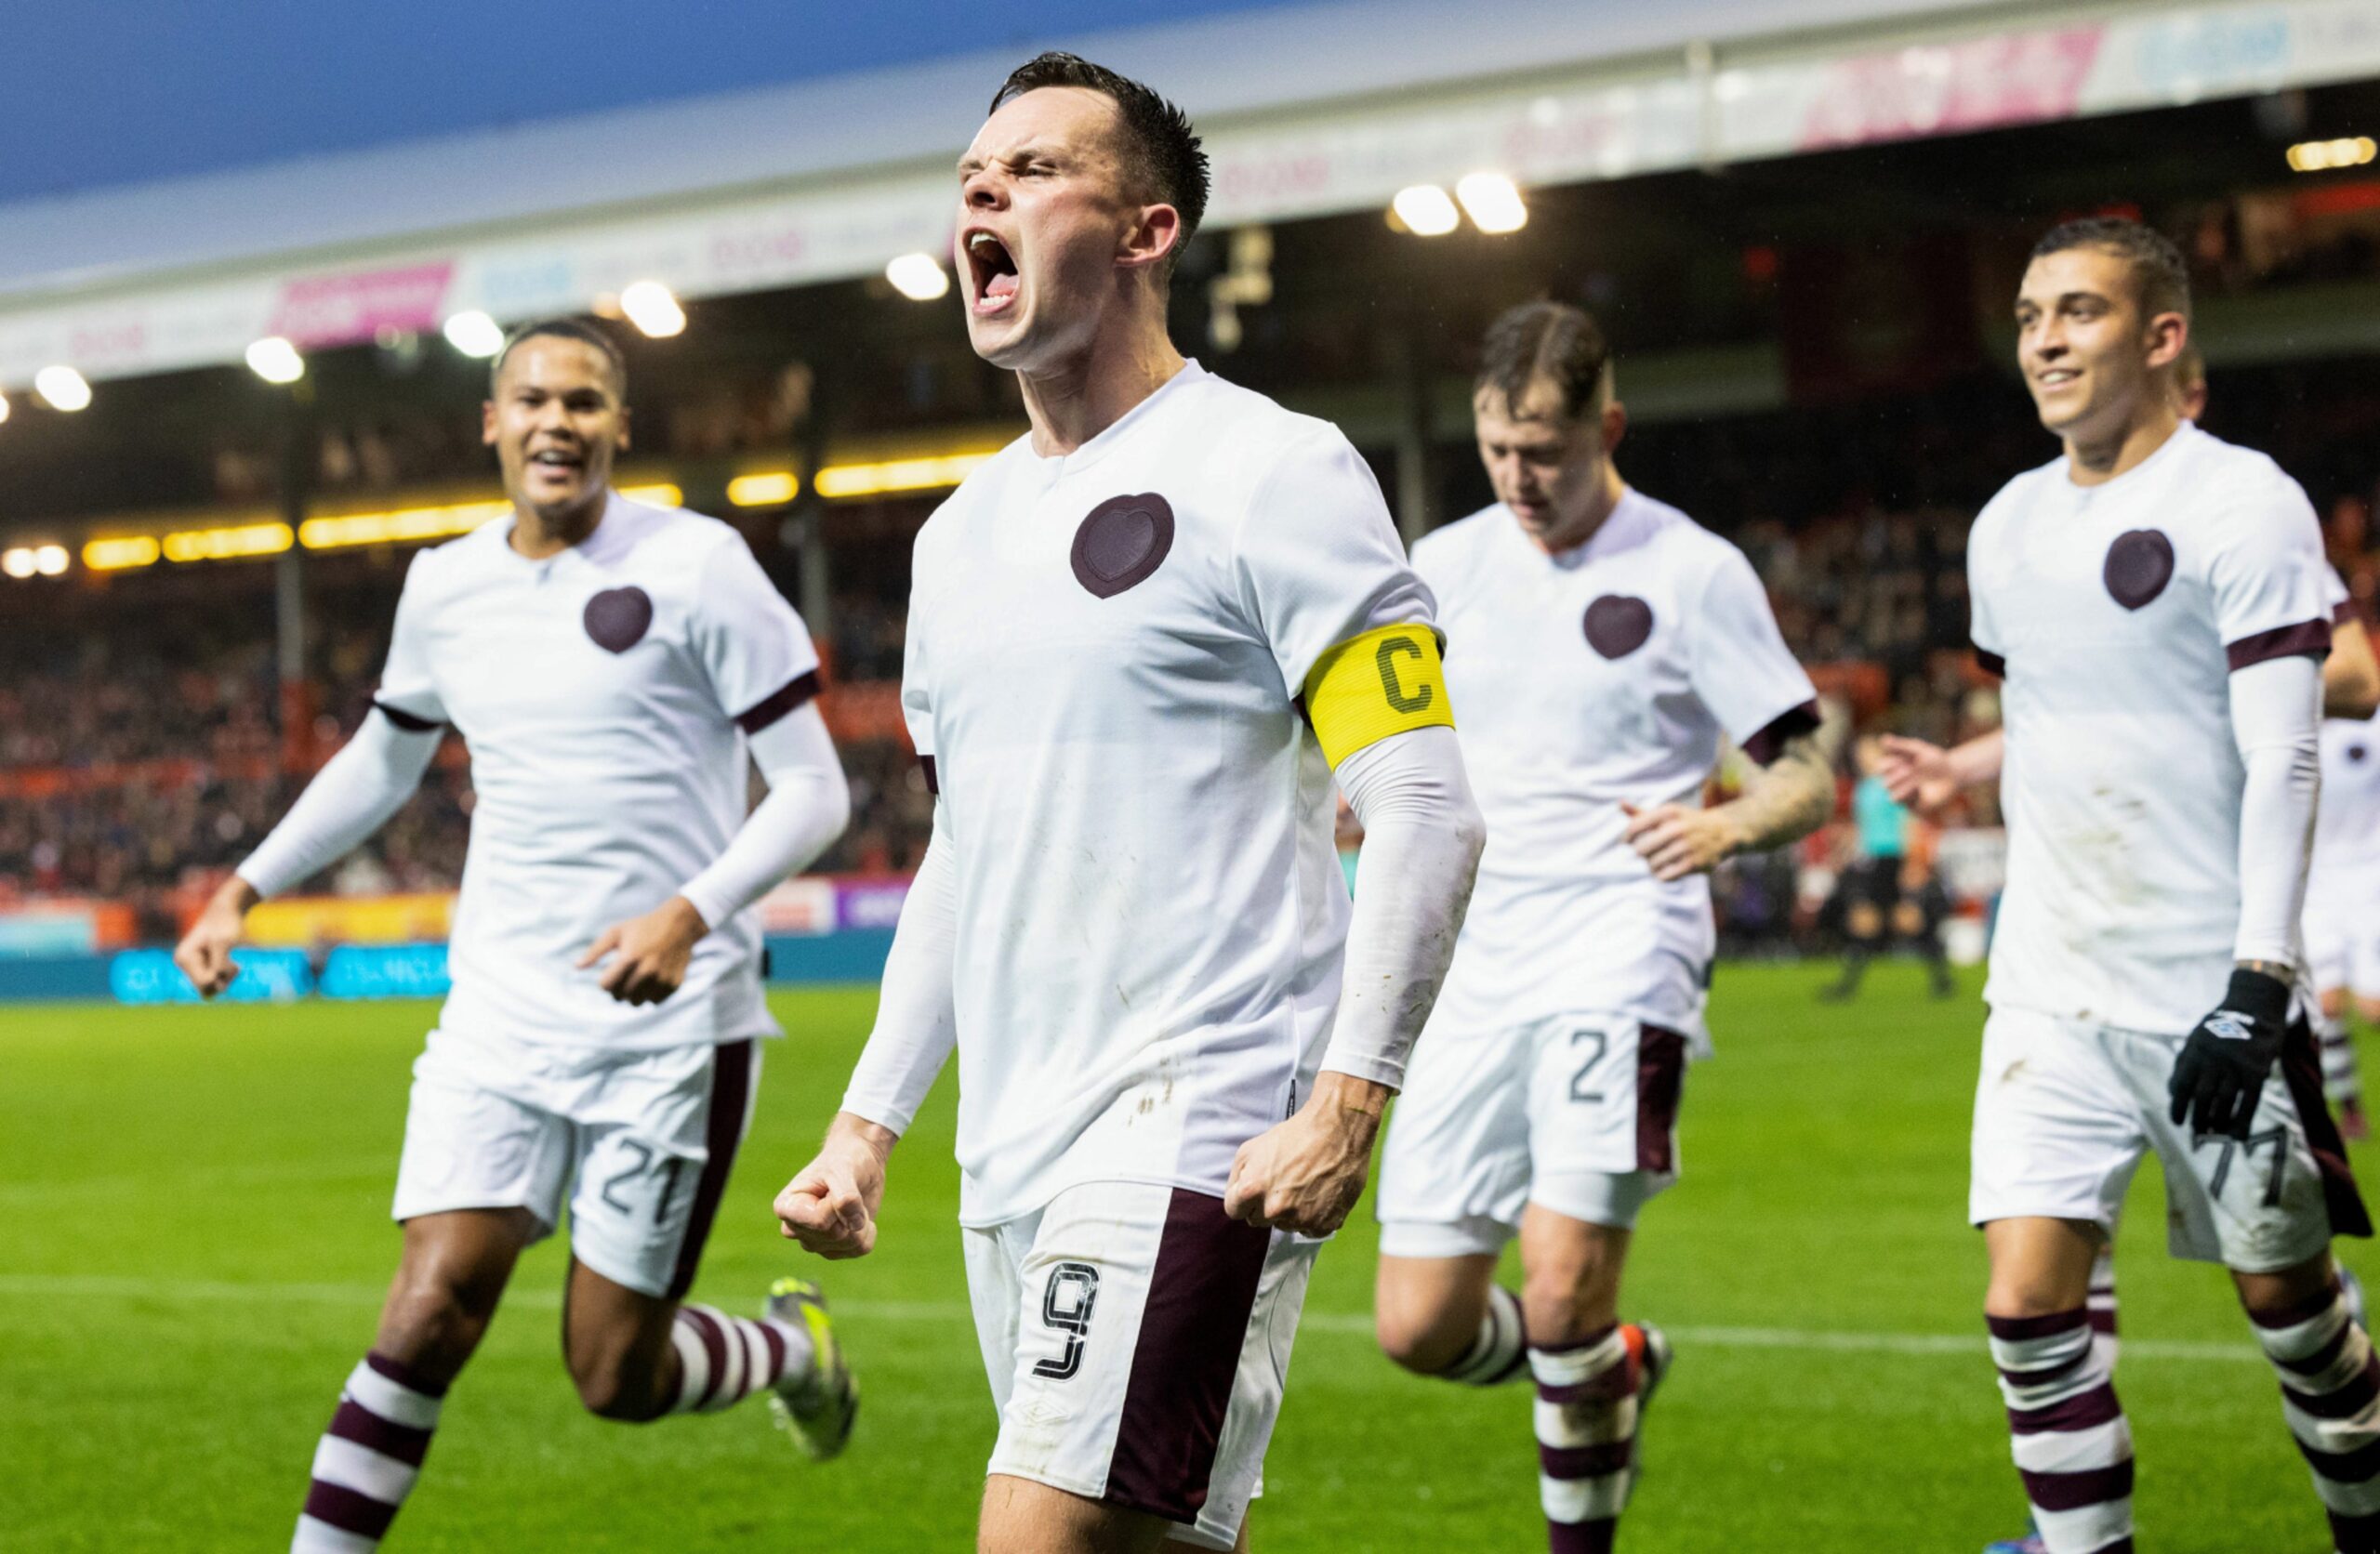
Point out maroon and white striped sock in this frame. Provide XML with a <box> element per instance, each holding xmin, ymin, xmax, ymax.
<box><xmin>292</xmin><ymin>1351</ymin><xmax>444</xmax><ymax>1553</ymax></box>
<box><xmin>1988</xmin><ymin>1309</ymin><xmax>2133</xmax><ymax>1554</ymax></box>
<box><xmin>1529</xmin><ymin>1325</ymin><xmax>1637</xmax><ymax>1554</ymax></box>
<box><xmin>2086</xmin><ymin>1249</ymin><xmax>2119</xmax><ymax>1372</ymax></box>
<box><xmin>2249</xmin><ymin>1279</ymin><xmax>2380</xmax><ymax>1552</ymax></box>
<box><xmin>664</xmin><ymin>1304</ymin><xmax>810</xmax><ymax>1415</ymax></box>
<box><xmin>1440</xmin><ymin>1286</ymin><xmax>1528</xmax><ymax>1386</ymax></box>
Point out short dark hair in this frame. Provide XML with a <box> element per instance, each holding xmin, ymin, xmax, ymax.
<box><xmin>1474</xmin><ymin>301</ymin><xmax>1613</xmax><ymax>420</ymax></box>
<box><xmin>991</xmin><ymin>51</ymin><xmax>1209</xmax><ymax>281</ymax></box>
<box><xmin>490</xmin><ymin>318</ymin><xmax>628</xmax><ymax>399</ymax></box>
<box><xmin>2030</xmin><ymin>217</ymin><xmax>2192</xmax><ymax>323</ymax></box>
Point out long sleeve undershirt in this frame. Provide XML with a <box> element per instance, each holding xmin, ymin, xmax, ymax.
<box><xmin>678</xmin><ymin>703</ymin><xmax>851</xmax><ymax>930</ymax></box>
<box><xmin>1316</xmin><ymin>723</ymin><xmax>1485</xmax><ymax>1090</ymax></box>
<box><xmin>838</xmin><ymin>802</ymin><xmax>959</xmax><ymax>1135</ymax></box>
<box><xmin>2230</xmin><ymin>652</ymin><xmax>2322</xmax><ymax>970</ymax></box>
<box><xmin>234</xmin><ymin>709</ymin><xmax>442</xmax><ymax>899</ymax></box>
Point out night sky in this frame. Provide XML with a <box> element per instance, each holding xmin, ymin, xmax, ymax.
<box><xmin>0</xmin><ymin>0</ymin><xmax>1302</xmax><ymax>202</ymax></box>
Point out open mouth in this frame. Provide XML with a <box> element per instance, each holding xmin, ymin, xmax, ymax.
<box><xmin>964</xmin><ymin>230</ymin><xmax>1020</xmax><ymax>315</ymax></box>
<box><xmin>527</xmin><ymin>447</ymin><xmax>586</xmax><ymax>480</ymax></box>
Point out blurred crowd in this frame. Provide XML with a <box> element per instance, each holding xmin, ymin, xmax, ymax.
<box><xmin>8</xmin><ymin>468</ymin><xmax>2378</xmax><ymax>955</ymax></box>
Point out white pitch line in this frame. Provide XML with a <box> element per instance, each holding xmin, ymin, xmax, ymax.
<box><xmin>0</xmin><ymin>1274</ymin><xmax>2262</xmax><ymax>1363</ymax></box>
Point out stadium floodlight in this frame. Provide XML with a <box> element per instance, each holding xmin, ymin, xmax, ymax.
<box><xmin>245</xmin><ymin>336</ymin><xmax>306</xmax><ymax>385</ymax></box>
<box><xmin>33</xmin><ymin>544</ymin><xmax>67</xmax><ymax>575</ymax></box>
<box><xmin>885</xmin><ymin>252</ymin><xmax>952</xmax><ymax>301</ymax></box>
<box><xmin>1</xmin><ymin>547</ymin><xmax>33</xmax><ymax>579</ymax></box>
<box><xmin>727</xmin><ymin>471</ymin><xmax>800</xmax><ymax>507</ymax></box>
<box><xmin>2288</xmin><ymin>136</ymin><xmax>2379</xmax><ymax>172</ymax></box>
<box><xmin>615</xmin><ymin>481</ymin><xmax>683</xmax><ymax>507</ymax></box>
<box><xmin>83</xmin><ymin>535</ymin><xmax>161</xmax><ymax>571</ymax></box>
<box><xmin>443</xmin><ymin>310</ymin><xmax>506</xmax><ymax>358</ymax></box>
<box><xmin>619</xmin><ymin>281</ymin><xmax>687</xmax><ymax>338</ymax></box>
<box><xmin>1455</xmin><ymin>172</ymin><xmax>1528</xmax><ymax>234</ymax></box>
<box><xmin>34</xmin><ymin>365</ymin><xmax>91</xmax><ymax>412</ymax></box>
<box><xmin>0</xmin><ymin>390</ymin><xmax>10</xmax><ymax>424</ymax></box>
<box><xmin>813</xmin><ymin>450</ymin><xmax>999</xmax><ymax>499</ymax></box>
<box><xmin>1390</xmin><ymin>185</ymin><xmax>1461</xmax><ymax>237</ymax></box>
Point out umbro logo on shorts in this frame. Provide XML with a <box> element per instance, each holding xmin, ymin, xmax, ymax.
<box><xmin>1071</xmin><ymin>494</ymin><xmax>1176</xmax><ymax>599</ymax></box>
<box><xmin>583</xmin><ymin>586</ymin><xmax>654</xmax><ymax>652</ymax></box>
<box><xmin>2102</xmin><ymin>529</ymin><xmax>2175</xmax><ymax>612</ymax></box>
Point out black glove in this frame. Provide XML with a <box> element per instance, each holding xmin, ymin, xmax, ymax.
<box><xmin>2168</xmin><ymin>968</ymin><xmax>2290</xmax><ymax>1141</ymax></box>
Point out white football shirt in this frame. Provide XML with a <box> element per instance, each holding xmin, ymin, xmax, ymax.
<box><xmin>899</xmin><ymin>361</ymin><xmax>1434</xmax><ymax>1227</ymax></box>
<box><xmin>373</xmin><ymin>492</ymin><xmax>820</xmax><ymax>1050</ymax></box>
<box><xmin>1970</xmin><ymin>421</ymin><xmax>2333</xmax><ymax>1033</ymax></box>
<box><xmin>1414</xmin><ymin>490</ymin><xmax>1817</xmax><ymax>1041</ymax></box>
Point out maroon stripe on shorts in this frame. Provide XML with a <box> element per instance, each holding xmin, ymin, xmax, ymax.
<box><xmin>1103</xmin><ymin>1189</ymin><xmax>1271</xmax><ymax>1524</ymax></box>
<box><xmin>2020</xmin><ymin>1458</ymin><xmax>2134</xmax><ymax>1512</ymax></box>
<box><xmin>681</xmin><ymin>1306</ymin><xmax>731</xmax><ymax>1412</ymax></box>
<box><xmin>2087</xmin><ymin>1309</ymin><xmax>2118</xmax><ymax>1336</ymax></box>
<box><xmin>2087</xmin><ymin>1540</ymin><xmax>2135</xmax><ymax>1554</ymax></box>
<box><xmin>2227</xmin><ymin>617</ymin><xmax>2332</xmax><ymax>671</ymax></box>
<box><xmin>2281</xmin><ymin>1017</ymin><xmax>2374</xmax><ymax>1239</ymax></box>
<box><xmin>1540</xmin><ymin>1440</ymin><xmax>1634</xmax><ymax>1480</ymax></box>
<box><xmin>327</xmin><ymin>1399</ymin><xmax>433</xmax><ymax>1467</ymax></box>
<box><xmin>2338</xmin><ymin>599</ymin><xmax>2363</xmax><ymax>626</ymax></box>
<box><xmin>2007</xmin><ymin>1382</ymin><xmax>2122</xmax><ymax>1434</ymax></box>
<box><xmin>734</xmin><ymin>670</ymin><xmax>822</xmax><ymax>734</ymax></box>
<box><xmin>1974</xmin><ymin>647</ymin><xmax>2006</xmax><ymax>679</ymax></box>
<box><xmin>919</xmin><ymin>754</ymin><xmax>938</xmax><ymax>796</ymax></box>
<box><xmin>1635</xmin><ymin>1026</ymin><xmax>1686</xmax><ymax>1175</ymax></box>
<box><xmin>665</xmin><ymin>1039</ymin><xmax>755</xmax><ymax>1301</ymax></box>
<box><xmin>2288</xmin><ymin>1353</ymin><xmax>2380</xmax><ymax>1419</ymax></box>
<box><xmin>305</xmin><ymin>1480</ymin><xmax>400</xmax><ymax>1538</ymax></box>
<box><xmin>364</xmin><ymin>1350</ymin><xmax>449</xmax><ymax>1399</ymax></box>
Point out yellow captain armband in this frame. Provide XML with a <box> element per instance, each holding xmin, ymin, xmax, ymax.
<box><xmin>1302</xmin><ymin>622</ymin><xmax>1456</xmax><ymax>766</ymax></box>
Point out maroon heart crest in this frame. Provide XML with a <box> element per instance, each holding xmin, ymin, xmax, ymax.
<box><xmin>1071</xmin><ymin>494</ymin><xmax>1175</xmax><ymax>599</ymax></box>
<box><xmin>2102</xmin><ymin>530</ymin><xmax>2175</xmax><ymax>612</ymax></box>
<box><xmin>583</xmin><ymin>586</ymin><xmax>654</xmax><ymax>652</ymax></box>
<box><xmin>1584</xmin><ymin>595</ymin><xmax>1655</xmax><ymax>658</ymax></box>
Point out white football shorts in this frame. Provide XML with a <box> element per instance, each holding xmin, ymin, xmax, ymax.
<box><xmin>391</xmin><ymin>1025</ymin><xmax>760</xmax><ymax>1299</ymax></box>
<box><xmin>1375</xmin><ymin>1011</ymin><xmax>1689</xmax><ymax>1258</ymax></box>
<box><xmin>962</xmin><ymin>1179</ymin><xmax>1319</xmax><ymax>1549</ymax></box>
<box><xmin>1968</xmin><ymin>1006</ymin><xmax>2367</xmax><ymax>1271</ymax></box>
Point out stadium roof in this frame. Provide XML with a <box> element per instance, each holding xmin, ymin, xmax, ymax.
<box><xmin>0</xmin><ymin>0</ymin><xmax>2368</xmax><ymax>387</ymax></box>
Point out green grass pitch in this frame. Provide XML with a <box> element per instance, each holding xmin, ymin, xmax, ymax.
<box><xmin>3</xmin><ymin>960</ymin><xmax>2370</xmax><ymax>1550</ymax></box>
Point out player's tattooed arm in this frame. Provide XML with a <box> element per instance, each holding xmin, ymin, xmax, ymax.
<box><xmin>1876</xmin><ymin>729</ymin><xmax>2004</xmax><ymax>814</ymax></box>
<box><xmin>1623</xmin><ymin>701</ymin><xmax>1848</xmax><ymax>883</ymax></box>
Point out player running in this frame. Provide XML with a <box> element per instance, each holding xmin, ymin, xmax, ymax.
<box><xmin>1370</xmin><ymin>301</ymin><xmax>1840</xmax><ymax>1554</ymax></box>
<box><xmin>172</xmin><ymin>320</ymin><xmax>859</xmax><ymax>1554</ymax></box>
<box><xmin>773</xmin><ymin>53</ymin><xmax>1483</xmax><ymax>1554</ymax></box>
<box><xmin>1885</xmin><ymin>217</ymin><xmax>2375</xmax><ymax>1554</ymax></box>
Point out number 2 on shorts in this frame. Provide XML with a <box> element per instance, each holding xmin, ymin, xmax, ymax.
<box><xmin>1569</xmin><ymin>1028</ymin><xmax>1609</xmax><ymax>1104</ymax></box>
